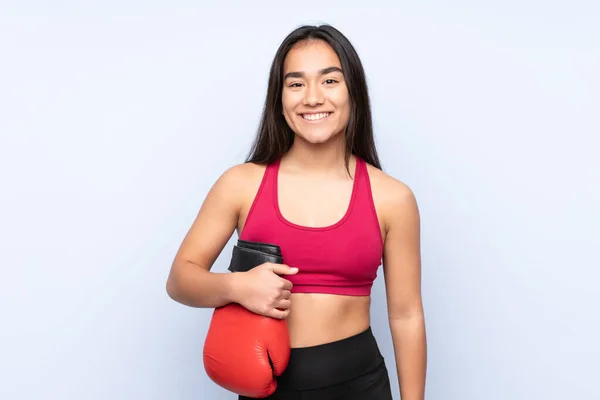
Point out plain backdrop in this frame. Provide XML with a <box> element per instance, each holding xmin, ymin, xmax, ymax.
<box><xmin>1</xmin><ymin>2</ymin><xmax>599</xmax><ymax>399</ymax></box>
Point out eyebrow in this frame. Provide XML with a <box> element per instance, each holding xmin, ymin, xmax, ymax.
<box><xmin>283</xmin><ymin>66</ymin><xmax>343</xmax><ymax>80</ymax></box>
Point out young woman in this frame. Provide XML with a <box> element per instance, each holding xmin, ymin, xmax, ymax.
<box><xmin>166</xmin><ymin>24</ymin><xmax>427</xmax><ymax>399</ymax></box>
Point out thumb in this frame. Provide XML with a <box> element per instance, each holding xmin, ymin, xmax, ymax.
<box><xmin>270</xmin><ymin>264</ymin><xmax>298</xmax><ymax>275</ymax></box>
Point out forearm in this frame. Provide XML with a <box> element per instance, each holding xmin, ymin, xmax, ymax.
<box><xmin>166</xmin><ymin>260</ymin><xmax>240</xmax><ymax>308</ymax></box>
<box><xmin>389</xmin><ymin>315</ymin><xmax>427</xmax><ymax>400</ymax></box>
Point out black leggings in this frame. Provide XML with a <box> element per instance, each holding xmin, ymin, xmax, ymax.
<box><xmin>239</xmin><ymin>326</ymin><xmax>393</xmax><ymax>400</ymax></box>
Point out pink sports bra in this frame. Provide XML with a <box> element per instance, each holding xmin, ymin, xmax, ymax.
<box><xmin>239</xmin><ymin>157</ymin><xmax>383</xmax><ymax>296</ymax></box>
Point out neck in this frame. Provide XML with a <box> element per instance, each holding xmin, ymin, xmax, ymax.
<box><xmin>282</xmin><ymin>134</ymin><xmax>351</xmax><ymax>175</ymax></box>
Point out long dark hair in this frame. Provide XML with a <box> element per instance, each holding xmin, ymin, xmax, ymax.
<box><xmin>245</xmin><ymin>24</ymin><xmax>382</xmax><ymax>171</ymax></box>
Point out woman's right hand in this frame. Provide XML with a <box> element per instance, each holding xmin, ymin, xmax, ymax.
<box><xmin>232</xmin><ymin>263</ymin><xmax>299</xmax><ymax>319</ymax></box>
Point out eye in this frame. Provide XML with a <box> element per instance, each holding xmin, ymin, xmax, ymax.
<box><xmin>324</xmin><ymin>79</ymin><xmax>338</xmax><ymax>85</ymax></box>
<box><xmin>287</xmin><ymin>82</ymin><xmax>303</xmax><ymax>88</ymax></box>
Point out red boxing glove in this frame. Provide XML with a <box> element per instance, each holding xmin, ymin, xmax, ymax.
<box><xmin>203</xmin><ymin>240</ymin><xmax>290</xmax><ymax>398</ymax></box>
<box><xmin>203</xmin><ymin>303</ymin><xmax>290</xmax><ymax>398</ymax></box>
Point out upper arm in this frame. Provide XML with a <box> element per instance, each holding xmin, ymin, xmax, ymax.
<box><xmin>170</xmin><ymin>164</ymin><xmax>250</xmax><ymax>272</ymax></box>
<box><xmin>381</xmin><ymin>182</ymin><xmax>424</xmax><ymax>320</ymax></box>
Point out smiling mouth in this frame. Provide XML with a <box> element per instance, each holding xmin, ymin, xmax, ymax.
<box><xmin>301</xmin><ymin>112</ymin><xmax>331</xmax><ymax>121</ymax></box>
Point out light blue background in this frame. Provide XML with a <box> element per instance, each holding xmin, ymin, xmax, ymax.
<box><xmin>1</xmin><ymin>2</ymin><xmax>598</xmax><ymax>399</ymax></box>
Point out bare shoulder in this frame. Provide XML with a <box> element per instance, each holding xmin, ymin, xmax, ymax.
<box><xmin>198</xmin><ymin>161</ymin><xmax>267</xmax><ymax>220</ymax></box>
<box><xmin>217</xmin><ymin>161</ymin><xmax>265</xmax><ymax>183</ymax></box>
<box><xmin>213</xmin><ymin>162</ymin><xmax>267</xmax><ymax>229</ymax></box>
<box><xmin>170</xmin><ymin>162</ymin><xmax>268</xmax><ymax>274</ymax></box>
<box><xmin>365</xmin><ymin>163</ymin><xmax>416</xmax><ymax>203</ymax></box>
<box><xmin>213</xmin><ymin>162</ymin><xmax>266</xmax><ymax>197</ymax></box>
<box><xmin>364</xmin><ymin>163</ymin><xmax>419</xmax><ymax>233</ymax></box>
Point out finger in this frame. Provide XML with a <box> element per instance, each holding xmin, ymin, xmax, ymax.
<box><xmin>267</xmin><ymin>307</ymin><xmax>290</xmax><ymax>320</ymax></box>
<box><xmin>279</xmin><ymin>279</ymin><xmax>293</xmax><ymax>291</ymax></box>
<box><xmin>274</xmin><ymin>299</ymin><xmax>291</xmax><ymax>310</ymax></box>
<box><xmin>278</xmin><ymin>289</ymin><xmax>291</xmax><ymax>300</ymax></box>
<box><xmin>270</xmin><ymin>264</ymin><xmax>299</xmax><ymax>276</ymax></box>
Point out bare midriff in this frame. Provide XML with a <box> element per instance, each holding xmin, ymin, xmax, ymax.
<box><xmin>286</xmin><ymin>293</ymin><xmax>371</xmax><ymax>348</ymax></box>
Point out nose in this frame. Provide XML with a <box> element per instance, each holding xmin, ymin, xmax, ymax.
<box><xmin>303</xmin><ymin>83</ymin><xmax>324</xmax><ymax>106</ymax></box>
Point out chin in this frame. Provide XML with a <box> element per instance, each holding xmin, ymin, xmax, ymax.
<box><xmin>299</xmin><ymin>132</ymin><xmax>335</xmax><ymax>144</ymax></box>
<box><xmin>295</xmin><ymin>126</ymin><xmax>345</xmax><ymax>145</ymax></box>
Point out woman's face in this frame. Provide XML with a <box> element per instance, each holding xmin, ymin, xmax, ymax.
<box><xmin>281</xmin><ymin>40</ymin><xmax>351</xmax><ymax>145</ymax></box>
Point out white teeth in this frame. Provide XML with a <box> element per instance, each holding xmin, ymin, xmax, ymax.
<box><xmin>302</xmin><ymin>112</ymin><xmax>330</xmax><ymax>121</ymax></box>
